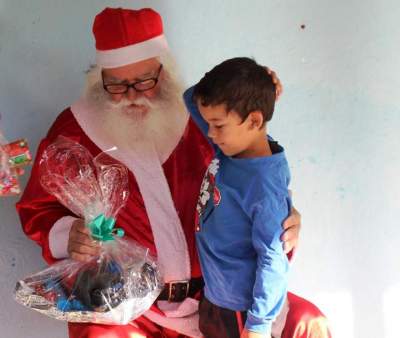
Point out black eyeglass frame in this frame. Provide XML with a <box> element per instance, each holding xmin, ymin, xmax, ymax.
<box><xmin>102</xmin><ymin>64</ymin><xmax>163</xmax><ymax>94</ymax></box>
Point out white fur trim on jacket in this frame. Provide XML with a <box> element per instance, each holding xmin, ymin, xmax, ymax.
<box><xmin>48</xmin><ymin>215</ymin><xmax>77</xmax><ymax>259</ymax></box>
<box><xmin>70</xmin><ymin>98</ymin><xmax>191</xmax><ymax>282</ymax></box>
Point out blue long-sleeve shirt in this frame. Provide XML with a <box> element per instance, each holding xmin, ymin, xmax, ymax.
<box><xmin>184</xmin><ymin>87</ymin><xmax>291</xmax><ymax>334</ymax></box>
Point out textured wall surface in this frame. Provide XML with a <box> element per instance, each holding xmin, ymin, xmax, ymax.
<box><xmin>1</xmin><ymin>1</ymin><xmax>399</xmax><ymax>337</ymax></box>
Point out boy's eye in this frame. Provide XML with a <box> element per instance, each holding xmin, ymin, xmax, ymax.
<box><xmin>215</xmin><ymin>125</ymin><xmax>224</xmax><ymax>129</ymax></box>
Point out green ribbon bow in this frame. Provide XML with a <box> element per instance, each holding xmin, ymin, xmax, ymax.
<box><xmin>88</xmin><ymin>214</ymin><xmax>124</xmax><ymax>242</ymax></box>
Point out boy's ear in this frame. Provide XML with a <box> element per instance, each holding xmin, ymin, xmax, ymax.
<box><xmin>247</xmin><ymin>111</ymin><xmax>264</xmax><ymax>130</ymax></box>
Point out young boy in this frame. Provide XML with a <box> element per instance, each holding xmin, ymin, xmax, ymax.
<box><xmin>183</xmin><ymin>57</ymin><xmax>291</xmax><ymax>338</ymax></box>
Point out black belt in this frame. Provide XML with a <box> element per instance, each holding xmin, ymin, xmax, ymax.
<box><xmin>157</xmin><ymin>277</ymin><xmax>204</xmax><ymax>302</ymax></box>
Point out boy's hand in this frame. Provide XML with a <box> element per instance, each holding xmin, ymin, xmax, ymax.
<box><xmin>265</xmin><ymin>67</ymin><xmax>283</xmax><ymax>101</ymax></box>
<box><xmin>281</xmin><ymin>206</ymin><xmax>301</xmax><ymax>254</ymax></box>
<box><xmin>67</xmin><ymin>218</ymin><xmax>100</xmax><ymax>262</ymax></box>
<box><xmin>240</xmin><ymin>328</ymin><xmax>271</xmax><ymax>338</ymax></box>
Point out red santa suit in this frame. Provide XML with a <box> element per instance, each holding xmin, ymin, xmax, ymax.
<box><xmin>16</xmin><ymin>7</ymin><xmax>331</xmax><ymax>338</ymax></box>
<box><xmin>16</xmin><ymin>107</ymin><xmax>331</xmax><ymax>338</ymax></box>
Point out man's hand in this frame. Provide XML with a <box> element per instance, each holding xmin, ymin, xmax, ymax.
<box><xmin>67</xmin><ymin>219</ymin><xmax>100</xmax><ymax>262</ymax></box>
<box><xmin>240</xmin><ymin>328</ymin><xmax>271</xmax><ymax>338</ymax></box>
<box><xmin>265</xmin><ymin>67</ymin><xmax>283</xmax><ymax>101</ymax></box>
<box><xmin>15</xmin><ymin>168</ymin><xmax>25</xmax><ymax>175</ymax></box>
<box><xmin>281</xmin><ymin>207</ymin><xmax>301</xmax><ymax>254</ymax></box>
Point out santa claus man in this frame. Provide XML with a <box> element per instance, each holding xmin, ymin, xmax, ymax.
<box><xmin>16</xmin><ymin>7</ymin><xmax>331</xmax><ymax>338</ymax></box>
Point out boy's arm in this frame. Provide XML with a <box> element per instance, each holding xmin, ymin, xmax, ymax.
<box><xmin>183</xmin><ymin>86</ymin><xmax>218</xmax><ymax>151</ymax></box>
<box><xmin>246</xmin><ymin>197</ymin><xmax>290</xmax><ymax>335</ymax></box>
<box><xmin>183</xmin><ymin>86</ymin><xmax>208</xmax><ymax>135</ymax></box>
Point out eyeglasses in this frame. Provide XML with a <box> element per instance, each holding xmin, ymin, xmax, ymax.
<box><xmin>102</xmin><ymin>64</ymin><xmax>163</xmax><ymax>94</ymax></box>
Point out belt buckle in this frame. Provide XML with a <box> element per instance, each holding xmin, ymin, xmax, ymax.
<box><xmin>168</xmin><ymin>280</ymin><xmax>190</xmax><ymax>302</ymax></box>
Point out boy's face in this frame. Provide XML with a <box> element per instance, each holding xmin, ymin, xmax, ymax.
<box><xmin>197</xmin><ymin>102</ymin><xmax>259</xmax><ymax>158</ymax></box>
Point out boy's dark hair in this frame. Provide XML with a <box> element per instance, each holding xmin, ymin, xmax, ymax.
<box><xmin>193</xmin><ymin>57</ymin><xmax>276</xmax><ymax>126</ymax></box>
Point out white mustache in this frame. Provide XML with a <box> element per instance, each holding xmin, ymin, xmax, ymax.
<box><xmin>108</xmin><ymin>97</ymin><xmax>150</xmax><ymax>109</ymax></box>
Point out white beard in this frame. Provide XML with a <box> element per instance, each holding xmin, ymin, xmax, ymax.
<box><xmin>83</xmin><ymin>61</ymin><xmax>188</xmax><ymax>162</ymax></box>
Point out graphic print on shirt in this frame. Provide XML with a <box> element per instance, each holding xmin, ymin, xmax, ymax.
<box><xmin>196</xmin><ymin>158</ymin><xmax>221</xmax><ymax>231</ymax></box>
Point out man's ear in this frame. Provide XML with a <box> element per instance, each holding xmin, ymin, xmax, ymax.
<box><xmin>247</xmin><ymin>111</ymin><xmax>264</xmax><ymax>130</ymax></box>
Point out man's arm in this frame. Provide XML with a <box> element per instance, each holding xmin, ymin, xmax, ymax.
<box><xmin>17</xmin><ymin>141</ymin><xmax>158</xmax><ymax>264</ymax></box>
<box><xmin>266</xmin><ymin>68</ymin><xmax>301</xmax><ymax>256</ymax></box>
<box><xmin>16</xmin><ymin>138</ymin><xmax>77</xmax><ymax>264</ymax></box>
<box><xmin>16</xmin><ymin>110</ymin><xmax>105</xmax><ymax>264</ymax></box>
<box><xmin>268</xmin><ymin>66</ymin><xmax>300</xmax><ymax>256</ymax></box>
<box><xmin>281</xmin><ymin>205</ymin><xmax>301</xmax><ymax>256</ymax></box>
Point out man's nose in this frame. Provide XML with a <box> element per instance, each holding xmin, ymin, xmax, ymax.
<box><xmin>126</xmin><ymin>87</ymin><xmax>138</xmax><ymax>101</ymax></box>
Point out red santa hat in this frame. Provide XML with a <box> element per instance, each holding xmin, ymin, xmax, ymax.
<box><xmin>93</xmin><ymin>7</ymin><xmax>169</xmax><ymax>69</ymax></box>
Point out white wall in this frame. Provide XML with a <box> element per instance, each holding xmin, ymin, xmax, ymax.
<box><xmin>1</xmin><ymin>1</ymin><xmax>399</xmax><ymax>337</ymax></box>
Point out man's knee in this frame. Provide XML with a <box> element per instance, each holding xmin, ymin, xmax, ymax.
<box><xmin>68</xmin><ymin>322</ymin><xmax>146</xmax><ymax>338</ymax></box>
<box><xmin>283</xmin><ymin>292</ymin><xmax>331</xmax><ymax>338</ymax></box>
<box><xmin>287</xmin><ymin>292</ymin><xmax>325</xmax><ymax>319</ymax></box>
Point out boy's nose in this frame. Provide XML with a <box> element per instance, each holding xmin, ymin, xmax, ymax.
<box><xmin>207</xmin><ymin>127</ymin><xmax>216</xmax><ymax>139</ymax></box>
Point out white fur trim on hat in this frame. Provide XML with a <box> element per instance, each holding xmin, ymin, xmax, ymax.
<box><xmin>96</xmin><ymin>34</ymin><xmax>169</xmax><ymax>69</ymax></box>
